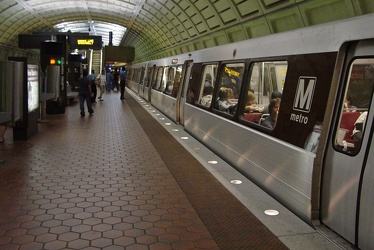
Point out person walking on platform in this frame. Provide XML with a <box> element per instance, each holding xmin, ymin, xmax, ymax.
<box><xmin>79</xmin><ymin>71</ymin><xmax>94</xmax><ymax>117</ymax></box>
<box><xmin>88</xmin><ymin>70</ymin><xmax>97</xmax><ymax>103</ymax></box>
<box><xmin>96</xmin><ymin>69</ymin><xmax>106</xmax><ymax>101</ymax></box>
<box><xmin>120</xmin><ymin>66</ymin><xmax>127</xmax><ymax>100</ymax></box>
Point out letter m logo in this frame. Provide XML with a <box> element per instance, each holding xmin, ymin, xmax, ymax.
<box><xmin>293</xmin><ymin>77</ymin><xmax>316</xmax><ymax>113</ymax></box>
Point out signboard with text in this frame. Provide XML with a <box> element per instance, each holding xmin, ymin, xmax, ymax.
<box><xmin>69</xmin><ymin>36</ymin><xmax>102</xmax><ymax>50</ymax></box>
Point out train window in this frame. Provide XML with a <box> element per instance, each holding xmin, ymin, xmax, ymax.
<box><xmin>127</xmin><ymin>69</ymin><xmax>133</xmax><ymax>81</ymax></box>
<box><xmin>145</xmin><ymin>67</ymin><xmax>151</xmax><ymax>87</ymax></box>
<box><xmin>171</xmin><ymin>65</ymin><xmax>182</xmax><ymax>98</ymax></box>
<box><xmin>334</xmin><ymin>58</ymin><xmax>374</xmax><ymax>154</ymax></box>
<box><xmin>133</xmin><ymin>69</ymin><xmax>139</xmax><ymax>83</ymax></box>
<box><xmin>196</xmin><ymin>64</ymin><xmax>218</xmax><ymax>108</ymax></box>
<box><xmin>152</xmin><ymin>67</ymin><xmax>164</xmax><ymax>90</ymax></box>
<box><xmin>240</xmin><ymin>61</ymin><xmax>287</xmax><ymax>129</ymax></box>
<box><xmin>163</xmin><ymin>67</ymin><xmax>174</xmax><ymax>95</ymax></box>
<box><xmin>163</xmin><ymin>65</ymin><xmax>182</xmax><ymax>98</ymax></box>
<box><xmin>213</xmin><ymin>63</ymin><xmax>244</xmax><ymax>116</ymax></box>
<box><xmin>151</xmin><ymin>66</ymin><xmax>157</xmax><ymax>89</ymax></box>
<box><xmin>160</xmin><ymin>67</ymin><xmax>169</xmax><ymax>92</ymax></box>
<box><xmin>186</xmin><ymin>63</ymin><xmax>203</xmax><ymax>104</ymax></box>
<box><xmin>140</xmin><ymin>67</ymin><xmax>145</xmax><ymax>85</ymax></box>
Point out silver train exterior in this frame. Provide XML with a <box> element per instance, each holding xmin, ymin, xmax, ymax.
<box><xmin>126</xmin><ymin>14</ymin><xmax>374</xmax><ymax>250</ymax></box>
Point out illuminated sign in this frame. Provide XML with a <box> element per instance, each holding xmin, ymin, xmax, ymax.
<box><xmin>69</xmin><ymin>36</ymin><xmax>102</xmax><ymax>50</ymax></box>
<box><xmin>224</xmin><ymin>67</ymin><xmax>240</xmax><ymax>77</ymax></box>
<box><xmin>77</xmin><ymin>39</ymin><xmax>94</xmax><ymax>45</ymax></box>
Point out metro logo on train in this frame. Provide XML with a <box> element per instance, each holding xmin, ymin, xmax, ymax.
<box><xmin>290</xmin><ymin>77</ymin><xmax>317</xmax><ymax>124</ymax></box>
<box><xmin>293</xmin><ymin>77</ymin><xmax>316</xmax><ymax>112</ymax></box>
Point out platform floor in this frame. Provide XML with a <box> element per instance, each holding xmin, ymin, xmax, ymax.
<box><xmin>0</xmin><ymin>89</ymin><xmax>354</xmax><ymax>250</ymax></box>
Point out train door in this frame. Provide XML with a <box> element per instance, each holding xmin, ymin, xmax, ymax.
<box><xmin>321</xmin><ymin>39</ymin><xmax>374</xmax><ymax>249</ymax></box>
<box><xmin>138</xmin><ymin>67</ymin><xmax>145</xmax><ymax>96</ymax></box>
<box><xmin>144</xmin><ymin>65</ymin><xmax>152</xmax><ymax>101</ymax></box>
<box><xmin>177</xmin><ymin>60</ymin><xmax>193</xmax><ymax>125</ymax></box>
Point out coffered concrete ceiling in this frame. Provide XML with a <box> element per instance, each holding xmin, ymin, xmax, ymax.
<box><xmin>0</xmin><ymin>0</ymin><xmax>373</xmax><ymax>62</ymax></box>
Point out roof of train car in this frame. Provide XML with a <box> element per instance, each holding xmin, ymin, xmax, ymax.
<box><xmin>129</xmin><ymin>14</ymin><xmax>374</xmax><ymax>66</ymax></box>
<box><xmin>0</xmin><ymin>0</ymin><xmax>373</xmax><ymax>62</ymax></box>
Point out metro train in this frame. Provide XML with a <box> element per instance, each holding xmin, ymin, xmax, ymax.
<box><xmin>125</xmin><ymin>14</ymin><xmax>374</xmax><ymax>249</ymax></box>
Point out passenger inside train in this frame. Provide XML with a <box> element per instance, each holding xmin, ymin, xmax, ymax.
<box><xmin>215</xmin><ymin>87</ymin><xmax>237</xmax><ymax>114</ymax></box>
<box><xmin>262</xmin><ymin>98</ymin><xmax>280</xmax><ymax>129</ymax></box>
<box><xmin>343</xmin><ymin>93</ymin><xmax>357</xmax><ymax>112</ymax></box>
<box><xmin>200</xmin><ymin>85</ymin><xmax>214</xmax><ymax>107</ymax></box>
<box><xmin>352</xmin><ymin>111</ymin><xmax>367</xmax><ymax>149</ymax></box>
<box><xmin>244</xmin><ymin>91</ymin><xmax>257</xmax><ymax>112</ymax></box>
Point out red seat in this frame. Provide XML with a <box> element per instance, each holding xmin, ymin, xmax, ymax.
<box><xmin>243</xmin><ymin>113</ymin><xmax>262</xmax><ymax>123</ymax></box>
<box><xmin>340</xmin><ymin>112</ymin><xmax>361</xmax><ymax>143</ymax></box>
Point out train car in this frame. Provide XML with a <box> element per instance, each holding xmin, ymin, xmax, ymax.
<box><xmin>128</xmin><ymin>55</ymin><xmax>193</xmax><ymax>124</ymax></box>
<box><xmin>127</xmin><ymin>14</ymin><xmax>374</xmax><ymax>249</ymax></box>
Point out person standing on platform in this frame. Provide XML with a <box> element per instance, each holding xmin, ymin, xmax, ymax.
<box><xmin>88</xmin><ymin>70</ymin><xmax>97</xmax><ymax>103</ymax></box>
<box><xmin>79</xmin><ymin>71</ymin><xmax>94</xmax><ymax>117</ymax></box>
<box><xmin>120</xmin><ymin>66</ymin><xmax>127</xmax><ymax>100</ymax></box>
<box><xmin>96</xmin><ymin>69</ymin><xmax>106</xmax><ymax>101</ymax></box>
<box><xmin>106</xmin><ymin>69</ymin><xmax>112</xmax><ymax>91</ymax></box>
<box><xmin>112</xmin><ymin>68</ymin><xmax>119</xmax><ymax>91</ymax></box>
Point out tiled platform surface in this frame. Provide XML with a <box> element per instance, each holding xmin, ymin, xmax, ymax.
<box><xmin>0</xmin><ymin>90</ymin><xmax>286</xmax><ymax>250</ymax></box>
<box><xmin>0</xmin><ymin>90</ymin><xmax>353</xmax><ymax>250</ymax></box>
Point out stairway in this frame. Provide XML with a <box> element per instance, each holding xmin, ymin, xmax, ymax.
<box><xmin>91</xmin><ymin>49</ymin><xmax>102</xmax><ymax>75</ymax></box>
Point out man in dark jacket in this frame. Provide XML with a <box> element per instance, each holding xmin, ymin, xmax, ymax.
<box><xmin>79</xmin><ymin>71</ymin><xmax>94</xmax><ymax>117</ymax></box>
<box><xmin>119</xmin><ymin>66</ymin><xmax>127</xmax><ymax>100</ymax></box>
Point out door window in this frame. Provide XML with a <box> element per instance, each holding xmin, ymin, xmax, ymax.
<box><xmin>196</xmin><ymin>64</ymin><xmax>218</xmax><ymax>108</ymax></box>
<box><xmin>213</xmin><ymin>63</ymin><xmax>244</xmax><ymax>116</ymax></box>
<box><xmin>334</xmin><ymin>58</ymin><xmax>374</xmax><ymax>154</ymax></box>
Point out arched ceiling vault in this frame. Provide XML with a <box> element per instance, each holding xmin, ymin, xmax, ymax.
<box><xmin>1</xmin><ymin>0</ymin><xmax>374</xmax><ymax>62</ymax></box>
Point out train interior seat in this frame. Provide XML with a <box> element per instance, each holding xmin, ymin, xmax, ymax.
<box><xmin>243</xmin><ymin>113</ymin><xmax>262</xmax><ymax>123</ymax></box>
<box><xmin>336</xmin><ymin>111</ymin><xmax>361</xmax><ymax>150</ymax></box>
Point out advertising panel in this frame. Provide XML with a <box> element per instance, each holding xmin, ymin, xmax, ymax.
<box><xmin>27</xmin><ymin>64</ymin><xmax>39</xmax><ymax>112</ymax></box>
